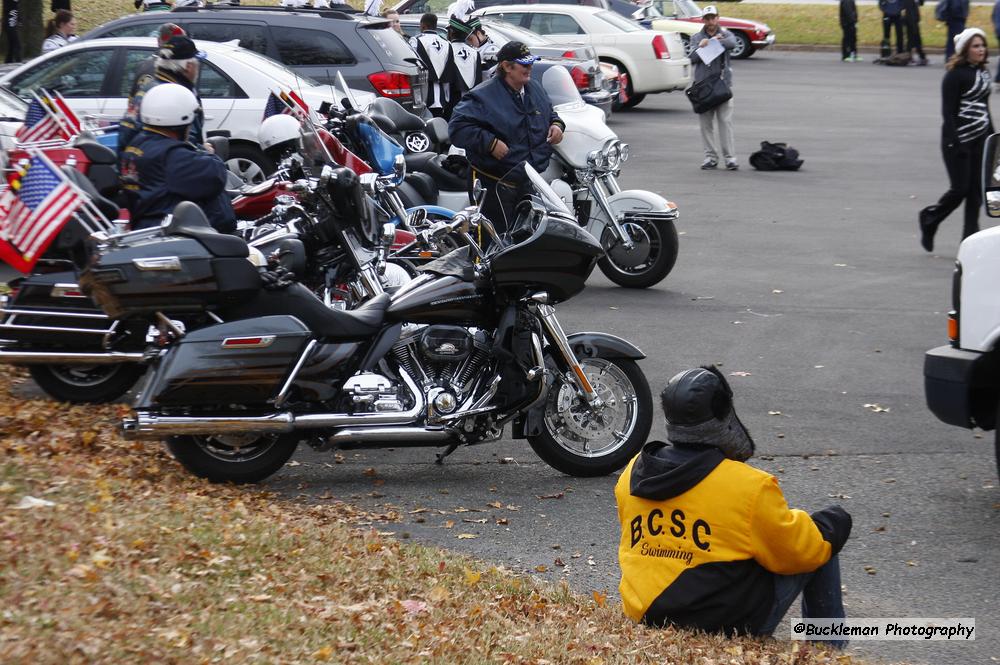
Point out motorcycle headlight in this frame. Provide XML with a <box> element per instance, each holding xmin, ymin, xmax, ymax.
<box><xmin>605</xmin><ymin>141</ymin><xmax>623</xmax><ymax>171</ymax></box>
<box><xmin>587</xmin><ymin>149</ymin><xmax>606</xmax><ymax>170</ymax></box>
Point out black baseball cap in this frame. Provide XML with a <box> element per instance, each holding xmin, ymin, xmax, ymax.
<box><xmin>496</xmin><ymin>41</ymin><xmax>540</xmax><ymax>65</ymax></box>
<box><xmin>160</xmin><ymin>35</ymin><xmax>206</xmax><ymax>61</ymax></box>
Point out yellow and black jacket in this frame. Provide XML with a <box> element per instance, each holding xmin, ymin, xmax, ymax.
<box><xmin>615</xmin><ymin>441</ymin><xmax>851</xmax><ymax>635</ymax></box>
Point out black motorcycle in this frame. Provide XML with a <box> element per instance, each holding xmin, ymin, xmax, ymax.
<box><xmin>80</xmin><ymin>164</ymin><xmax>653</xmax><ymax>482</ymax></box>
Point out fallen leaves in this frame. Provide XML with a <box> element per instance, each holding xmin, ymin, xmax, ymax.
<box><xmin>536</xmin><ymin>493</ymin><xmax>564</xmax><ymax>500</ymax></box>
<box><xmin>863</xmin><ymin>403</ymin><xmax>890</xmax><ymax>413</ymax></box>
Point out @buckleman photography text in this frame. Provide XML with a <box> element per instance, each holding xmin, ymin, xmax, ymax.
<box><xmin>791</xmin><ymin>619</ymin><xmax>976</xmax><ymax>641</ymax></box>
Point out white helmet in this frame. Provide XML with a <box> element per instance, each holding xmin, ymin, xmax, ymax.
<box><xmin>258</xmin><ymin>114</ymin><xmax>302</xmax><ymax>151</ymax></box>
<box><xmin>140</xmin><ymin>83</ymin><xmax>199</xmax><ymax>127</ymax></box>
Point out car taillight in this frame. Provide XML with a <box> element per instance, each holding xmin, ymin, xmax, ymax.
<box><xmin>562</xmin><ymin>49</ymin><xmax>579</xmax><ymax>58</ymax></box>
<box><xmin>368</xmin><ymin>71</ymin><xmax>412</xmax><ymax>99</ymax></box>
<box><xmin>570</xmin><ymin>65</ymin><xmax>591</xmax><ymax>90</ymax></box>
<box><xmin>652</xmin><ymin>34</ymin><xmax>670</xmax><ymax>59</ymax></box>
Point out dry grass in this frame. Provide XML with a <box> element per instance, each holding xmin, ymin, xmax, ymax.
<box><xmin>0</xmin><ymin>364</ymin><xmax>872</xmax><ymax>663</ymax></box>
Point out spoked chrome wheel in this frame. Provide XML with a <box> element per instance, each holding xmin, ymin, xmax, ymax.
<box><xmin>167</xmin><ymin>433</ymin><xmax>298</xmax><ymax>484</ymax></box>
<box><xmin>528</xmin><ymin>356</ymin><xmax>652</xmax><ymax>477</ymax></box>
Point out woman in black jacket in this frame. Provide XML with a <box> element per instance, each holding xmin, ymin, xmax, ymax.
<box><xmin>919</xmin><ymin>28</ymin><xmax>993</xmax><ymax>252</ymax></box>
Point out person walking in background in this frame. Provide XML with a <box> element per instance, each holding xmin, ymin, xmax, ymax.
<box><xmin>879</xmin><ymin>0</ymin><xmax>905</xmax><ymax>54</ymax></box>
<box><xmin>41</xmin><ymin>9</ymin><xmax>76</xmax><ymax>53</ymax></box>
<box><xmin>412</xmin><ymin>13</ymin><xmax>453</xmax><ymax>117</ymax></box>
<box><xmin>840</xmin><ymin>0</ymin><xmax>859</xmax><ymax>61</ymax></box>
<box><xmin>936</xmin><ymin>0</ymin><xmax>969</xmax><ymax>60</ymax></box>
<box><xmin>2</xmin><ymin>0</ymin><xmax>20</xmax><ymax>63</ymax></box>
<box><xmin>690</xmin><ymin>5</ymin><xmax>738</xmax><ymax>170</ymax></box>
<box><xmin>919</xmin><ymin>28</ymin><xmax>993</xmax><ymax>252</ymax></box>
<box><xmin>903</xmin><ymin>0</ymin><xmax>927</xmax><ymax>65</ymax></box>
<box><xmin>444</xmin><ymin>15</ymin><xmax>482</xmax><ymax>119</ymax></box>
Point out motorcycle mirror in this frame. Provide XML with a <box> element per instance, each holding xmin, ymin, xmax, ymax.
<box><xmin>408</xmin><ymin>207</ymin><xmax>427</xmax><ymax>228</ymax></box>
<box><xmin>983</xmin><ymin>133</ymin><xmax>1000</xmax><ymax>218</ymax></box>
<box><xmin>393</xmin><ymin>154</ymin><xmax>406</xmax><ymax>185</ymax></box>
<box><xmin>472</xmin><ymin>178</ymin><xmax>486</xmax><ymax>208</ymax></box>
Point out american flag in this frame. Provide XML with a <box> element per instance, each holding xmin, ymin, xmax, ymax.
<box><xmin>51</xmin><ymin>91</ymin><xmax>82</xmax><ymax>136</ymax></box>
<box><xmin>263</xmin><ymin>91</ymin><xmax>295</xmax><ymax>120</ymax></box>
<box><xmin>0</xmin><ymin>154</ymin><xmax>82</xmax><ymax>265</ymax></box>
<box><xmin>15</xmin><ymin>97</ymin><xmax>65</xmax><ymax>144</ymax></box>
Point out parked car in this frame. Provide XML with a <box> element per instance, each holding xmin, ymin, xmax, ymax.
<box><xmin>474</xmin><ymin>4</ymin><xmax>690</xmax><ymax>109</ymax></box>
<box><xmin>623</xmin><ymin>0</ymin><xmax>774</xmax><ymax>59</ymax></box>
<box><xmin>80</xmin><ymin>4</ymin><xmax>427</xmax><ymax>111</ymax></box>
<box><xmin>0</xmin><ymin>84</ymin><xmax>27</xmax><ymax>151</ymax></box>
<box><xmin>397</xmin><ymin>14</ymin><xmax>619</xmax><ymax>117</ymax></box>
<box><xmin>0</xmin><ymin>38</ymin><xmax>375</xmax><ymax>184</ymax></box>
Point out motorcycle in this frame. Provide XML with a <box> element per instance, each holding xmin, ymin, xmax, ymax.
<box><xmin>80</xmin><ymin>164</ymin><xmax>653</xmax><ymax>483</ymax></box>
<box><xmin>540</xmin><ymin>66</ymin><xmax>680</xmax><ymax>289</ymax></box>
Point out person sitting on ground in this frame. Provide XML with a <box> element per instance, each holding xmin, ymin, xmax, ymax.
<box><xmin>41</xmin><ymin>9</ymin><xmax>76</xmax><ymax>53</ymax></box>
<box><xmin>119</xmin><ymin>83</ymin><xmax>236</xmax><ymax>233</ymax></box>
<box><xmin>615</xmin><ymin>366</ymin><xmax>853</xmax><ymax>647</ymax></box>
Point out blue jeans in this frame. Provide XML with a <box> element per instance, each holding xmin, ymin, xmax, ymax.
<box><xmin>758</xmin><ymin>554</ymin><xmax>847</xmax><ymax>649</ymax></box>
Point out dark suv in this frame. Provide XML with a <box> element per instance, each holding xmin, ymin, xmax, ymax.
<box><xmin>81</xmin><ymin>4</ymin><xmax>427</xmax><ymax>110</ymax></box>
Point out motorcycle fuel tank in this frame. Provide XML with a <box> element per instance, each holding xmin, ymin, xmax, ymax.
<box><xmin>387</xmin><ymin>273</ymin><xmax>493</xmax><ymax>326</ymax></box>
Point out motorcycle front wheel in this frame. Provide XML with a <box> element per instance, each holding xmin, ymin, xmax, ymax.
<box><xmin>598</xmin><ymin>218</ymin><xmax>679</xmax><ymax>289</ymax></box>
<box><xmin>527</xmin><ymin>355</ymin><xmax>652</xmax><ymax>477</ymax></box>
<box><xmin>29</xmin><ymin>363</ymin><xmax>146</xmax><ymax>403</ymax></box>
<box><xmin>166</xmin><ymin>433</ymin><xmax>298</xmax><ymax>484</ymax></box>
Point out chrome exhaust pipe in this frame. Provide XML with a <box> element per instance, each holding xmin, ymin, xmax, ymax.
<box><xmin>122</xmin><ymin>368</ymin><xmax>428</xmax><ymax>439</ymax></box>
<box><xmin>0</xmin><ymin>349</ymin><xmax>145</xmax><ymax>364</ymax></box>
<box><xmin>320</xmin><ymin>426</ymin><xmax>457</xmax><ymax>450</ymax></box>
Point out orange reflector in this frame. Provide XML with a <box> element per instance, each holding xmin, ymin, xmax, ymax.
<box><xmin>419</xmin><ymin>251</ymin><xmax>433</xmax><ymax>258</ymax></box>
<box><xmin>572</xmin><ymin>365</ymin><xmax>594</xmax><ymax>393</ymax></box>
<box><xmin>947</xmin><ymin>316</ymin><xmax>958</xmax><ymax>342</ymax></box>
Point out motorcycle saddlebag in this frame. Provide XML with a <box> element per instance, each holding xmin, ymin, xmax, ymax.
<box><xmin>140</xmin><ymin>315</ymin><xmax>312</xmax><ymax>407</ymax></box>
<box><xmin>82</xmin><ymin>236</ymin><xmax>261</xmax><ymax>319</ymax></box>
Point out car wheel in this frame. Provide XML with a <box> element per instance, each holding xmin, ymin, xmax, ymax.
<box><xmin>622</xmin><ymin>93</ymin><xmax>646</xmax><ymax>109</ymax></box>
<box><xmin>608</xmin><ymin>62</ymin><xmax>634</xmax><ymax>111</ymax></box>
<box><xmin>226</xmin><ymin>144</ymin><xmax>274</xmax><ymax>186</ymax></box>
<box><xmin>731</xmin><ymin>31</ymin><xmax>752</xmax><ymax>59</ymax></box>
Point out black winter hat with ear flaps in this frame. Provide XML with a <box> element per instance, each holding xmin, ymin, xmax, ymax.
<box><xmin>660</xmin><ymin>365</ymin><xmax>756</xmax><ymax>461</ymax></box>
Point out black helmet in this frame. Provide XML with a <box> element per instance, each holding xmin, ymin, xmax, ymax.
<box><xmin>660</xmin><ymin>365</ymin><xmax>755</xmax><ymax>461</ymax></box>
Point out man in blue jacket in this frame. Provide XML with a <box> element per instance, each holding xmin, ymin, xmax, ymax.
<box><xmin>119</xmin><ymin>83</ymin><xmax>236</xmax><ymax>232</ymax></box>
<box><xmin>449</xmin><ymin>41</ymin><xmax>565</xmax><ymax>234</ymax></box>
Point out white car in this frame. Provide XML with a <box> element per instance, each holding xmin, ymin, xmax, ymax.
<box><xmin>0</xmin><ymin>84</ymin><xmax>26</xmax><ymax>152</ymax></box>
<box><xmin>474</xmin><ymin>4</ymin><xmax>690</xmax><ymax>110</ymax></box>
<box><xmin>0</xmin><ymin>38</ymin><xmax>375</xmax><ymax>183</ymax></box>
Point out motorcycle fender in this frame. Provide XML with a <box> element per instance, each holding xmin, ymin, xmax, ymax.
<box><xmin>586</xmin><ymin>189</ymin><xmax>676</xmax><ymax>236</ymax></box>
<box><xmin>513</xmin><ymin>332</ymin><xmax>645</xmax><ymax>439</ymax></box>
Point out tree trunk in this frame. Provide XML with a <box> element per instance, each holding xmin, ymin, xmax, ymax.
<box><xmin>1</xmin><ymin>0</ymin><xmax>43</xmax><ymax>64</ymax></box>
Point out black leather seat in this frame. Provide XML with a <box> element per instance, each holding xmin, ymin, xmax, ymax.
<box><xmin>371</xmin><ymin>97</ymin><xmax>426</xmax><ymax>132</ymax></box>
<box><xmin>164</xmin><ymin>201</ymin><xmax>248</xmax><ymax>258</ymax></box>
<box><xmin>60</xmin><ymin>166</ymin><xmax>120</xmax><ymax>222</ymax></box>
<box><xmin>229</xmin><ymin>286</ymin><xmax>392</xmax><ymax>340</ymax></box>
<box><xmin>72</xmin><ymin>135</ymin><xmax>117</xmax><ymax>165</ymax></box>
<box><xmin>404</xmin><ymin>152</ymin><xmax>466</xmax><ymax>191</ymax></box>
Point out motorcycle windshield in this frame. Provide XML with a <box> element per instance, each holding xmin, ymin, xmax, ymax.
<box><xmin>542</xmin><ymin>67</ymin><xmax>585</xmax><ymax>112</ymax></box>
<box><xmin>524</xmin><ymin>163</ymin><xmax>573</xmax><ymax>217</ymax></box>
<box><xmin>357</xmin><ymin>119</ymin><xmax>405</xmax><ymax>176</ymax></box>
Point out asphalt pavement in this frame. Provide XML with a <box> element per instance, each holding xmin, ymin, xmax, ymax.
<box><xmin>259</xmin><ymin>51</ymin><xmax>998</xmax><ymax>664</ymax></box>
<box><xmin>5</xmin><ymin>51</ymin><xmax>997</xmax><ymax>663</ymax></box>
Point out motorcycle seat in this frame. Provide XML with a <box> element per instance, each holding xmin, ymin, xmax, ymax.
<box><xmin>164</xmin><ymin>201</ymin><xmax>249</xmax><ymax>259</ymax></box>
<box><xmin>59</xmin><ymin>166</ymin><xmax>120</xmax><ymax>222</ymax></box>
<box><xmin>370</xmin><ymin>97</ymin><xmax>426</xmax><ymax>133</ymax></box>
<box><xmin>241</xmin><ymin>286</ymin><xmax>391</xmax><ymax>340</ymax></box>
<box><xmin>402</xmin><ymin>172</ymin><xmax>438</xmax><ymax>207</ymax></box>
<box><xmin>404</xmin><ymin>152</ymin><xmax>466</xmax><ymax>191</ymax></box>
<box><xmin>71</xmin><ymin>136</ymin><xmax>117</xmax><ymax>165</ymax></box>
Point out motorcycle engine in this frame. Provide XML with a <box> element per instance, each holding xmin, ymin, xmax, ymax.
<box><xmin>391</xmin><ymin>324</ymin><xmax>491</xmax><ymax>420</ymax></box>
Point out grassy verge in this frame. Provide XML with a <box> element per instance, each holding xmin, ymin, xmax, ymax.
<box><xmin>0</xmin><ymin>366</ymin><xmax>863</xmax><ymax>663</ymax></box>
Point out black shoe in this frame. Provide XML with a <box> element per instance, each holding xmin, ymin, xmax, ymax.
<box><xmin>919</xmin><ymin>207</ymin><xmax>939</xmax><ymax>253</ymax></box>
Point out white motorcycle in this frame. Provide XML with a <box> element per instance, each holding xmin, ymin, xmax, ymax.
<box><xmin>541</xmin><ymin>67</ymin><xmax>679</xmax><ymax>289</ymax></box>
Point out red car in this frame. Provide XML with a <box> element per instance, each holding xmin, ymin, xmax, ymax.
<box><xmin>622</xmin><ymin>0</ymin><xmax>775</xmax><ymax>59</ymax></box>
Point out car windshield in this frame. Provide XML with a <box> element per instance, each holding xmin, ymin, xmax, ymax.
<box><xmin>595</xmin><ymin>10</ymin><xmax>644</xmax><ymax>33</ymax></box>
<box><xmin>219</xmin><ymin>46</ymin><xmax>321</xmax><ymax>87</ymax></box>
<box><xmin>482</xmin><ymin>20</ymin><xmax>551</xmax><ymax>46</ymax></box>
<box><xmin>0</xmin><ymin>84</ymin><xmax>26</xmax><ymax>119</ymax></box>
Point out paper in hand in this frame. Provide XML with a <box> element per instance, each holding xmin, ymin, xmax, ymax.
<box><xmin>696</xmin><ymin>38</ymin><xmax>725</xmax><ymax>66</ymax></box>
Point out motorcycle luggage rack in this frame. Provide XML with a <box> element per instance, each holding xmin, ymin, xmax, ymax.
<box><xmin>0</xmin><ymin>303</ymin><xmax>113</xmax><ymax>338</ymax></box>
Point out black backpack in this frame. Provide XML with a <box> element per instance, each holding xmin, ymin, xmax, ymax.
<box><xmin>749</xmin><ymin>141</ymin><xmax>804</xmax><ymax>171</ymax></box>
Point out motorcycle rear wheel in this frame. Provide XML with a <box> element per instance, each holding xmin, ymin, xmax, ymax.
<box><xmin>598</xmin><ymin>218</ymin><xmax>679</xmax><ymax>289</ymax></box>
<box><xmin>166</xmin><ymin>433</ymin><xmax>298</xmax><ymax>484</ymax></box>
<box><xmin>527</xmin><ymin>355</ymin><xmax>652</xmax><ymax>477</ymax></box>
<box><xmin>28</xmin><ymin>363</ymin><xmax>146</xmax><ymax>403</ymax></box>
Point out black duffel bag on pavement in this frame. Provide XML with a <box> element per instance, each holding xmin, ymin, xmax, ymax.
<box><xmin>749</xmin><ymin>141</ymin><xmax>804</xmax><ymax>171</ymax></box>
